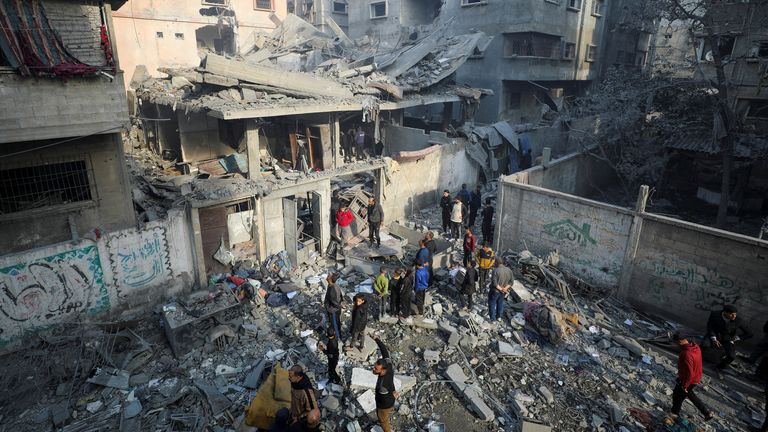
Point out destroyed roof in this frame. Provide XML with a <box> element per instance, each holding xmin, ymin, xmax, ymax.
<box><xmin>134</xmin><ymin>14</ymin><xmax>487</xmax><ymax>119</ymax></box>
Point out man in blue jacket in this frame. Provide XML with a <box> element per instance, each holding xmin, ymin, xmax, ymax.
<box><xmin>414</xmin><ymin>263</ymin><xmax>429</xmax><ymax>317</ymax></box>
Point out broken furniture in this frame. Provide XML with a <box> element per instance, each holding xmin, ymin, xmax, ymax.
<box><xmin>161</xmin><ymin>289</ymin><xmax>243</xmax><ymax>357</ymax></box>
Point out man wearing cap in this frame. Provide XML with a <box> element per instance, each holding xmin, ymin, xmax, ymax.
<box><xmin>705</xmin><ymin>304</ymin><xmax>753</xmax><ymax>379</ymax></box>
<box><xmin>670</xmin><ymin>333</ymin><xmax>713</xmax><ymax>420</ymax></box>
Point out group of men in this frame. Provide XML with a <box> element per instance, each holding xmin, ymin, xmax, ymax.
<box><xmin>672</xmin><ymin>306</ymin><xmax>768</xmax><ymax>430</ymax></box>
<box><xmin>340</xmin><ymin>126</ymin><xmax>383</xmax><ymax>162</ymax></box>
<box><xmin>440</xmin><ymin>183</ymin><xmax>495</xmax><ymax>244</ymax></box>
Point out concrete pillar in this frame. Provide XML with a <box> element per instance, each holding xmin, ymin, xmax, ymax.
<box><xmin>542</xmin><ymin>147</ymin><xmax>552</xmax><ymax>168</ymax></box>
<box><xmin>189</xmin><ymin>207</ymin><xmax>207</xmax><ymax>288</ymax></box>
<box><xmin>245</xmin><ymin>119</ymin><xmax>260</xmax><ymax>179</ymax></box>
<box><xmin>332</xmin><ymin>114</ymin><xmax>341</xmax><ymax>169</ymax></box>
<box><xmin>617</xmin><ymin>185</ymin><xmax>650</xmax><ymax>300</ymax></box>
<box><xmin>252</xmin><ymin>196</ymin><xmax>265</xmax><ymax>261</ymax></box>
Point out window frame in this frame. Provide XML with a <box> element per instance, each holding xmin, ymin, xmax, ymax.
<box><xmin>585</xmin><ymin>44</ymin><xmax>598</xmax><ymax>62</ymax></box>
<box><xmin>461</xmin><ymin>0</ymin><xmax>489</xmax><ymax>6</ymax></box>
<box><xmin>0</xmin><ymin>157</ymin><xmax>98</xmax><ymax>221</ymax></box>
<box><xmin>504</xmin><ymin>32</ymin><xmax>563</xmax><ymax>59</ymax></box>
<box><xmin>567</xmin><ymin>0</ymin><xmax>582</xmax><ymax>11</ymax></box>
<box><xmin>202</xmin><ymin>0</ymin><xmax>229</xmax><ymax>6</ymax></box>
<box><xmin>591</xmin><ymin>0</ymin><xmax>604</xmax><ymax>16</ymax></box>
<box><xmin>332</xmin><ymin>0</ymin><xmax>348</xmax><ymax>14</ymax></box>
<box><xmin>562</xmin><ymin>42</ymin><xmax>576</xmax><ymax>59</ymax></box>
<box><xmin>369</xmin><ymin>1</ymin><xmax>388</xmax><ymax>19</ymax></box>
<box><xmin>254</xmin><ymin>0</ymin><xmax>274</xmax><ymax>11</ymax></box>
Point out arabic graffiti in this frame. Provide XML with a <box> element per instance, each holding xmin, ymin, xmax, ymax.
<box><xmin>109</xmin><ymin>226</ymin><xmax>172</xmax><ymax>292</ymax></box>
<box><xmin>0</xmin><ymin>246</ymin><xmax>109</xmax><ymax>345</ymax></box>
<box><xmin>542</xmin><ymin>219</ymin><xmax>597</xmax><ymax>247</ymax></box>
<box><xmin>645</xmin><ymin>258</ymin><xmax>748</xmax><ymax>311</ymax></box>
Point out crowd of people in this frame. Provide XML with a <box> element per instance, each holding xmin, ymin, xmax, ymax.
<box><xmin>287</xmin><ymin>185</ymin><xmax>768</xmax><ymax>432</ymax></box>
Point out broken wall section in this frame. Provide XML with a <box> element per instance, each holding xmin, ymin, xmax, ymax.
<box><xmin>0</xmin><ymin>209</ymin><xmax>195</xmax><ymax>353</ymax></box>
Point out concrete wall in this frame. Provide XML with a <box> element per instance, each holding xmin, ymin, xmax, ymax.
<box><xmin>382</xmin><ymin>141</ymin><xmax>479</xmax><ymax>223</ymax></box>
<box><xmin>113</xmin><ymin>0</ymin><xmax>287</xmax><ymax>88</ymax></box>
<box><xmin>383</xmin><ymin>124</ymin><xmax>455</xmax><ymax>153</ymax></box>
<box><xmin>621</xmin><ymin>215</ymin><xmax>768</xmax><ymax>335</ymax></box>
<box><xmin>0</xmin><ymin>134</ymin><xmax>136</xmax><ymax>253</ymax></box>
<box><xmin>0</xmin><ymin>209</ymin><xmax>194</xmax><ymax>352</ymax></box>
<box><xmin>497</xmin><ymin>170</ymin><xmax>768</xmax><ymax>338</ymax></box>
<box><xmin>497</xmin><ymin>181</ymin><xmax>633</xmax><ymax>287</ymax></box>
<box><xmin>0</xmin><ymin>73</ymin><xmax>127</xmax><ymax>143</ymax></box>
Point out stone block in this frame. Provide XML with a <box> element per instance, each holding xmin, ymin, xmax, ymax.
<box><xmin>438</xmin><ymin>319</ymin><xmax>458</xmax><ymax>334</ymax></box>
<box><xmin>356</xmin><ymin>389</ymin><xmax>377</xmax><ymax>413</ymax></box>
<box><xmin>413</xmin><ymin>318</ymin><xmax>438</xmax><ymax>330</ymax></box>
<box><xmin>537</xmin><ymin>385</ymin><xmax>554</xmax><ymax>404</ymax></box>
<box><xmin>497</xmin><ymin>341</ymin><xmax>523</xmax><ymax>357</ymax></box>
<box><xmin>423</xmin><ymin>350</ymin><xmax>440</xmax><ymax>365</ymax></box>
<box><xmin>444</xmin><ymin>364</ymin><xmax>495</xmax><ymax>421</ymax></box>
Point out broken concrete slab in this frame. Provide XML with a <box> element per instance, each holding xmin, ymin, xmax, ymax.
<box><xmin>194</xmin><ymin>379</ymin><xmax>232</xmax><ymax>415</ymax></box>
<box><xmin>537</xmin><ymin>385</ymin><xmax>554</xmax><ymax>404</ymax></box>
<box><xmin>203</xmin><ymin>73</ymin><xmax>239</xmax><ymax>87</ymax></box>
<box><xmin>345</xmin><ymin>334</ymin><xmax>377</xmax><ymax>362</ymax></box>
<box><xmin>86</xmin><ymin>368</ymin><xmax>130</xmax><ymax>390</ymax></box>
<box><xmin>521</xmin><ymin>420</ymin><xmax>553</xmax><ymax>432</ymax></box>
<box><xmin>356</xmin><ymin>389</ymin><xmax>377</xmax><ymax>413</ymax></box>
<box><xmin>612</xmin><ymin>335</ymin><xmax>645</xmax><ymax>357</ymax></box>
<box><xmin>350</xmin><ymin>368</ymin><xmax>416</xmax><ymax>394</ymax></box>
<box><xmin>413</xmin><ymin>317</ymin><xmax>438</xmax><ymax>330</ymax></box>
<box><xmin>444</xmin><ymin>364</ymin><xmax>495</xmax><ymax>421</ymax></box>
<box><xmin>203</xmin><ymin>53</ymin><xmax>353</xmax><ymax>99</ymax></box>
<box><xmin>244</xmin><ymin>359</ymin><xmax>267</xmax><ymax>389</ymax></box>
<box><xmin>423</xmin><ymin>350</ymin><xmax>440</xmax><ymax>365</ymax></box>
<box><xmin>497</xmin><ymin>341</ymin><xmax>523</xmax><ymax>357</ymax></box>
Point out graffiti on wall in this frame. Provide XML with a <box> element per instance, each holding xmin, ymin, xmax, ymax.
<box><xmin>108</xmin><ymin>226</ymin><xmax>172</xmax><ymax>293</ymax></box>
<box><xmin>0</xmin><ymin>246</ymin><xmax>109</xmax><ymax>328</ymax></box>
<box><xmin>542</xmin><ymin>219</ymin><xmax>597</xmax><ymax>247</ymax></box>
<box><xmin>644</xmin><ymin>258</ymin><xmax>755</xmax><ymax>311</ymax></box>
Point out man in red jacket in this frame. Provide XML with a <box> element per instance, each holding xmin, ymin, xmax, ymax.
<box><xmin>336</xmin><ymin>206</ymin><xmax>354</xmax><ymax>246</ymax></box>
<box><xmin>671</xmin><ymin>333</ymin><xmax>714</xmax><ymax>419</ymax></box>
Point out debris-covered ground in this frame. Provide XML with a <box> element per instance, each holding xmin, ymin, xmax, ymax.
<box><xmin>1</xmin><ymin>201</ymin><xmax>766</xmax><ymax>432</ymax></box>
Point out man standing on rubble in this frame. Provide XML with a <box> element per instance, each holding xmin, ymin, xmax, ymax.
<box><xmin>705</xmin><ymin>304</ymin><xmax>753</xmax><ymax>379</ymax></box>
<box><xmin>670</xmin><ymin>333</ymin><xmax>713</xmax><ymax>421</ymax></box>
<box><xmin>389</xmin><ymin>268</ymin><xmax>404</xmax><ymax>317</ymax></box>
<box><xmin>440</xmin><ymin>190</ymin><xmax>452</xmax><ymax>235</ymax></box>
<box><xmin>355</xmin><ymin>126</ymin><xmax>367</xmax><ymax>160</ymax></box>
<box><xmin>481</xmin><ymin>198</ymin><xmax>495</xmax><ymax>245</ymax></box>
<box><xmin>318</xmin><ymin>330</ymin><xmax>341</xmax><ymax>385</ymax></box>
<box><xmin>324</xmin><ymin>273</ymin><xmax>343</xmax><ymax>340</ymax></box>
<box><xmin>374</xmin><ymin>267</ymin><xmax>389</xmax><ymax>319</ymax></box>
<box><xmin>424</xmin><ymin>231</ymin><xmax>437</xmax><ymax>283</ymax></box>
<box><xmin>463</xmin><ymin>227</ymin><xmax>477</xmax><ymax>267</ymax></box>
<box><xmin>371</xmin><ymin>334</ymin><xmax>399</xmax><ymax>432</ymax></box>
<box><xmin>400</xmin><ymin>267</ymin><xmax>415</xmax><ymax>321</ymax></box>
<box><xmin>343</xmin><ymin>127</ymin><xmax>355</xmax><ymax>163</ymax></box>
<box><xmin>476</xmin><ymin>242</ymin><xmax>495</xmax><ymax>293</ymax></box>
<box><xmin>288</xmin><ymin>366</ymin><xmax>320</xmax><ymax>427</ymax></box>
<box><xmin>457</xmin><ymin>183</ymin><xmax>471</xmax><ymax>207</ymax></box>
<box><xmin>459</xmin><ymin>260</ymin><xmax>477</xmax><ymax>310</ymax></box>
<box><xmin>366</xmin><ymin>197</ymin><xmax>384</xmax><ymax>248</ymax></box>
<box><xmin>336</xmin><ymin>205</ymin><xmax>354</xmax><ymax>247</ymax></box>
<box><xmin>469</xmin><ymin>185</ymin><xmax>482</xmax><ymax>227</ymax></box>
<box><xmin>489</xmin><ymin>259</ymin><xmax>512</xmax><ymax>322</ymax></box>
<box><xmin>414</xmin><ymin>263</ymin><xmax>430</xmax><ymax>317</ymax></box>
<box><xmin>450</xmin><ymin>198</ymin><xmax>466</xmax><ymax>239</ymax></box>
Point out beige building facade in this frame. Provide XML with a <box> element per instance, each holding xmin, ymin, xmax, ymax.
<box><xmin>112</xmin><ymin>0</ymin><xmax>287</xmax><ymax>87</ymax></box>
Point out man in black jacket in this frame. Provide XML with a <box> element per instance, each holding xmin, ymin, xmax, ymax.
<box><xmin>371</xmin><ymin>334</ymin><xmax>399</xmax><ymax>432</ymax></box>
<box><xmin>347</xmin><ymin>294</ymin><xmax>368</xmax><ymax>350</ymax></box>
<box><xmin>439</xmin><ymin>190</ymin><xmax>452</xmax><ymax>235</ymax></box>
<box><xmin>459</xmin><ymin>260</ymin><xmax>477</xmax><ymax>310</ymax></box>
<box><xmin>324</xmin><ymin>273</ymin><xmax>343</xmax><ymax>340</ymax></box>
<box><xmin>705</xmin><ymin>304</ymin><xmax>753</xmax><ymax>378</ymax></box>
<box><xmin>366</xmin><ymin>197</ymin><xmax>384</xmax><ymax>247</ymax></box>
<box><xmin>318</xmin><ymin>331</ymin><xmax>341</xmax><ymax>385</ymax></box>
<box><xmin>481</xmin><ymin>198</ymin><xmax>495</xmax><ymax>245</ymax></box>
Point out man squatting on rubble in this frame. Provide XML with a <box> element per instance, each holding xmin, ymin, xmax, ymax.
<box><xmin>371</xmin><ymin>334</ymin><xmax>399</xmax><ymax>432</ymax></box>
<box><xmin>705</xmin><ymin>305</ymin><xmax>752</xmax><ymax>379</ymax></box>
<box><xmin>671</xmin><ymin>333</ymin><xmax>714</xmax><ymax>420</ymax></box>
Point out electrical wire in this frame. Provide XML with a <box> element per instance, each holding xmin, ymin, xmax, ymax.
<box><xmin>0</xmin><ymin>125</ymin><xmax>125</xmax><ymax>159</ymax></box>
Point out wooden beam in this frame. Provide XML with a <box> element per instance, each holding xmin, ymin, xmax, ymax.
<box><xmin>203</xmin><ymin>53</ymin><xmax>353</xmax><ymax>99</ymax></box>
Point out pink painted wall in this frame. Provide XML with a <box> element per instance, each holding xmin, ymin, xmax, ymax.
<box><xmin>112</xmin><ymin>0</ymin><xmax>286</xmax><ymax>87</ymax></box>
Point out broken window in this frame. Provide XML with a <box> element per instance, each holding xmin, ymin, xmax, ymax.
<box><xmin>202</xmin><ymin>0</ymin><xmax>228</xmax><ymax>5</ymax></box>
<box><xmin>697</xmin><ymin>36</ymin><xmax>736</xmax><ymax>61</ymax></box>
<box><xmin>175</xmin><ymin>33</ymin><xmax>185</xmax><ymax>40</ymax></box>
<box><xmin>563</xmin><ymin>42</ymin><xmax>576</xmax><ymax>59</ymax></box>
<box><xmin>0</xmin><ymin>160</ymin><xmax>94</xmax><ymax>215</ymax></box>
<box><xmin>156</xmin><ymin>32</ymin><xmax>164</xmax><ymax>38</ymax></box>
<box><xmin>254</xmin><ymin>0</ymin><xmax>273</xmax><ymax>10</ymax></box>
<box><xmin>504</xmin><ymin>32</ymin><xmax>562</xmax><ymax>58</ymax></box>
<box><xmin>592</xmin><ymin>0</ymin><xmax>604</xmax><ymax>16</ymax></box>
<box><xmin>586</xmin><ymin>44</ymin><xmax>598</xmax><ymax>62</ymax></box>
<box><xmin>370</xmin><ymin>1</ymin><xmax>387</xmax><ymax>18</ymax></box>
<box><xmin>745</xmin><ymin>99</ymin><xmax>768</xmax><ymax>119</ymax></box>
<box><xmin>333</xmin><ymin>1</ymin><xmax>348</xmax><ymax>13</ymax></box>
<box><xmin>567</xmin><ymin>0</ymin><xmax>581</xmax><ymax>10</ymax></box>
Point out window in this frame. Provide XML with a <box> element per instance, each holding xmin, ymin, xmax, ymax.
<box><xmin>254</xmin><ymin>0</ymin><xmax>273</xmax><ymax>10</ymax></box>
<box><xmin>754</xmin><ymin>41</ymin><xmax>768</xmax><ymax>58</ymax></box>
<box><xmin>202</xmin><ymin>0</ymin><xmax>228</xmax><ymax>5</ymax></box>
<box><xmin>592</xmin><ymin>0</ymin><xmax>604</xmax><ymax>16</ymax></box>
<box><xmin>586</xmin><ymin>44</ymin><xmax>597</xmax><ymax>62</ymax></box>
<box><xmin>461</xmin><ymin>0</ymin><xmax>487</xmax><ymax>5</ymax></box>
<box><xmin>504</xmin><ymin>32</ymin><xmax>562</xmax><ymax>58</ymax></box>
<box><xmin>156</xmin><ymin>32</ymin><xmax>164</xmax><ymax>38</ymax></box>
<box><xmin>333</xmin><ymin>1</ymin><xmax>348</xmax><ymax>13</ymax></box>
<box><xmin>563</xmin><ymin>42</ymin><xmax>576</xmax><ymax>59</ymax></box>
<box><xmin>567</xmin><ymin>0</ymin><xmax>581</xmax><ymax>10</ymax></box>
<box><xmin>370</xmin><ymin>1</ymin><xmax>387</xmax><ymax>18</ymax></box>
<box><xmin>635</xmin><ymin>51</ymin><xmax>648</xmax><ymax>67</ymax></box>
<box><xmin>175</xmin><ymin>33</ymin><xmax>184</xmax><ymax>40</ymax></box>
<box><xmin>745</xmin><ymin>99</ymin><xmax>768</xmax><ymax>119</ymax></box>
<box><xmin>697</xmin><ymin>36</ymin><xmax>736</xmax><ymax>61</ymax></box>
<box><xmin>0</xmin><ymin>160</ymin><xmax>94</xmax><ymax>216</ymax></box>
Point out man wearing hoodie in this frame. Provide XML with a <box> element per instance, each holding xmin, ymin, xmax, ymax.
<box><xmin>324</xmin><ymin>273</ymin><xmax>343</xmax><ymax>340</ymax></box>
<box><xmin>336</xmin><ymin>206</ymin><xmax>355</xmax><ymax>246</ymax></box>
<box><xmin>670</xmin><ymin>333</ymin><xmax>713</xmax><ymax>420</ymax></box>
<box><xmin>288</xmin><ymin>366</ymin><xmax>319</xmax><ymax>426</ymax></box>
<box><xmin>414</xmin><ymin>263</ymin><xmax>430</xmax><ymax>317</ymax></box>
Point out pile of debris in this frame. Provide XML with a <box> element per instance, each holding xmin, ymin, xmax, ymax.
<box><xmin>1</xmin><ymin>225</ymin><xmax>764</xmax><ymax>432</ymax></box>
